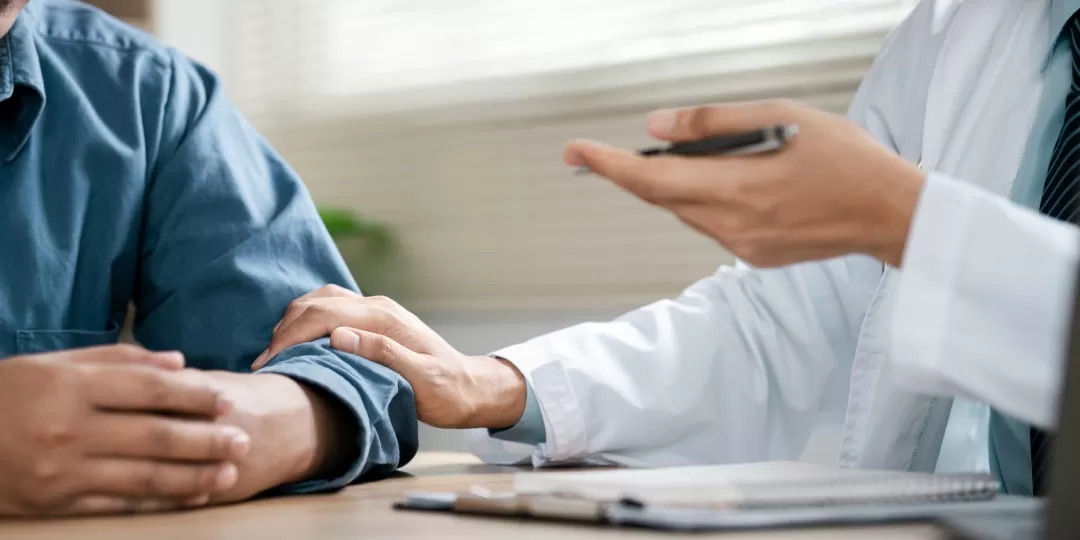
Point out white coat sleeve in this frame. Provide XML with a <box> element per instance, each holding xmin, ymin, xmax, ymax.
<box><xmin>466</xmin><ymin>0</ymin><xmax>936</xmax><ymax>467</ymax></box>
<box><xmin>890</xmin><ymin>173</ymin><xmax>1079</xmax><ymax>429</ymax></box>
<box><xmin>466</xmin><ymin>258</ymin><xmax>881</xmax><ymax>468</ymax></box>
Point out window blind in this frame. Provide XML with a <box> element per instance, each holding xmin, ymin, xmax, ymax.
<box><xmin>217</xmin><ymin>0</ymin><xmax>915</xmax><ymax>313</ymax></box>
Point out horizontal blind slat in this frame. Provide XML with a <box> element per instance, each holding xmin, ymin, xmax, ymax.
<box><xmin>214</xmin><ymin>1</ymin><xmax>909</xmax><ymax>312</ymax></box>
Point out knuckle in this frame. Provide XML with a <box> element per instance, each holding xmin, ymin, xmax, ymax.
<box><xmin>143</xmin><ymin>374</ymin><xmax>173</xmax><ymax>408</ymax></box>
<box><xmin>376</xmin><ymin>337</ymin><xmax>397</xmax><ymax>360</ymax></box>
<box><xmin>116</xmin><ymin>499</ymin><xmax>141</xmax><ymax>514</ymax></box>
<box><xmin>113</xmin><ymin>343</ymin><xmax>143</xmax><ymax>356</ymax></box>
<box><xmin>324</xmin><ymin>284</ymin><xmax>350</xmax><ymax>296</ymax></box>
<box><xmin>367</xmin><ymin>295</ymin><xmax>393</xmax><ymax>307</ymax></box>
<box><xmin>207</xmin><ymin>432</ymin><xmax>226</xmax><ymax>459</ymax></box>
<box><xmin>33</xmin><ymin>421</ymin><xmax>75</xmax><ymax>448</ymax></box>
<box><xmin>200</xmin><ymin>467</ymin><xmax>221</xmax><ymax>491</ymax></box>
<box><xmin>147</xmin><ymin>423</ymin><xmax>176</xmax><ymax>453</ymax></box>
<box><xmin>31</xmin><ymin>458</ymin><xmax>62</xmax><ymax>484</ymax></box>
<box><xmin>684</xmin><ymin>108</ymin><xmax>711</xmax><ymax>136</ymax></box>
<box><xmin>106</xmin><ymin>343</ymin><xmax>144</xmax><ymax>362</ymax></box>
<box><xmin>140</xmin><ymin>463</ymin><xmax>167</xmax><ymax>495</ymax></box>
<box><xmin>371</xmin><ymin>310</ymin><xmax>401</xmax><ymax>335</ymax></box>
<box><xmin>133</xmin><ymin>498</ymin><xmax>173</xmax><ymax>514</ymax></box>
<box><xmin>306</xmin><ymin>301</ymin><xmax>331</xmax><ymax>315</ymax></box>
<box><xmin>285</xmin><ymin>298</ymin><xmax>309</xmax><ymax>314</ymax></box>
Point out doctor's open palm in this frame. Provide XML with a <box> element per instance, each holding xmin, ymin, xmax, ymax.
<box><xmin>254</xmin><ymin>285</ymin><xmax>528</xmax><ymax>430</ymax></box>
<box><xmin>566</xmin><ymin>100</ymin><xmax>926</xmax><ymax>267</ymax></box>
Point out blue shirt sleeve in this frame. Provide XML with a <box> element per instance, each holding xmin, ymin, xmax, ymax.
<box><xmin>132</xmin><ymin>50</ymin><xmax>418</xmax><ymax>492</ymax></box>
<box><xmin>489</xmin><ymin>378</ymin><xmax>546</xmax><ymax>445</ymax></box>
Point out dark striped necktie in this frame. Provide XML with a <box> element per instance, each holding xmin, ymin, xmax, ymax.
<box><xmin>1030</xmin><ymin>15</ymin><xmax>1080</xmax><ymax>496</ymax></box>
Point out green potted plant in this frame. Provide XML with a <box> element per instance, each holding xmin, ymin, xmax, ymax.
<box><xmin>318</xmin><ymin>207</ymin><xmax>404</xmax><ymax>299</ymax></box>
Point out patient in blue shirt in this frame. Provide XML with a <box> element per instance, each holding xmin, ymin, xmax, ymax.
<box><xmin>0</xmin><ymin>0</ymin><xmax>416</xmax><ymax>515</ymax></box>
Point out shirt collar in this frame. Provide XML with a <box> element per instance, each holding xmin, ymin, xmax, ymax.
<box><xmin>0</xmin><ymin>5</ymin><xmax>44</xmax><ymax>162</ymax></box>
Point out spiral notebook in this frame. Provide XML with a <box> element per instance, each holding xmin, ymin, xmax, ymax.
<box><xmin>510</xmin><ymin>461</ymin><xmax>1000</xmax><ymax>509</ymax></box>
<box><xmin>395</xmin><ymin>461</ymin><xmax>1004</xmax><ymax>531</ymax></box>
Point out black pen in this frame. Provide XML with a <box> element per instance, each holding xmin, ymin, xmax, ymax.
<box><xmin>574</xmin><ymin>124</ymin><xmax>799</xmax><ymax>175</ymax></box>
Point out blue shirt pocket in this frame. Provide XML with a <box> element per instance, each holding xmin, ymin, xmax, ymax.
<box><xmin>15</xmin><ymin>324</ymin><xmax>122</xmax><ymax>355</ymax></box>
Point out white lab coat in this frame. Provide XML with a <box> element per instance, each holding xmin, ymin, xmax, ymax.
<box><xmin>468</xmin><ymin>0</ymin><xmax>1080</xmax><ymax>472</ymax></box>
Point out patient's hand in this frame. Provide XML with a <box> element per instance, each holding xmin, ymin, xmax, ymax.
<box><xmin>195</xmin><ymin>370</ymin><xmax>355</xmax><ymax>504</ymax></box>
<box><xmin>0</xmin><ymin>346</ymin><xmax>247</xmax><ymax>516</ymax></box>
<box><xmin>253</xmin><ymin>286</ymin><xmax>526</xmax><ymax>430</ymax></box>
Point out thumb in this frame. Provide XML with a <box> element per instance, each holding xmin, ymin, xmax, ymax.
<box><xmin>646</xmin><ymin>100</ymin><xmax>795</xmax><ymax>142</ymax></box>
<box><xmin>331</xmin><ymin>327</ymin><xmax>414</xmax><ymax>375</ymax></box>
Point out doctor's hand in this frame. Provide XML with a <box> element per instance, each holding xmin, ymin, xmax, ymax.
<box><xmin>566</xmin><ymin>100</ymin><xmax>925</xmax><ymax>267</ymax></box>
<box><xmin>253</xmin><ymin>286</ymin><xmax>527</xmax><ymax>430</ymax></box>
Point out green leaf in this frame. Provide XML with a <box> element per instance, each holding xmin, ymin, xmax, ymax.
<box><xmin>318</xmin><ymin>207</ymin><xmax>366</xmax><ymax>237</ymax></box>
<box><xmin>318</xmin><ymin>206</ymin><xmax>396</xmax><ymax>253</ymax></box>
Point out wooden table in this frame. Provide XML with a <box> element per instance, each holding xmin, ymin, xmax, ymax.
<box><xmin>0</xmin><ymin>453</ymin><xmax>949</xmax><ymax>539</ymax></box>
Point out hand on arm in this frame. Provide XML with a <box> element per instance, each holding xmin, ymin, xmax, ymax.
<box><xmin>130</xmin><ymin>49</ymin><xmax>417</xmax><ymax>503</ymax></box>
<box><xmin>564</xmin><ymin>100</ymin><xmax>926</xmax><ymax>267</ymax></box>
<box><xmin>255</xmin><ymin>286</ymin><xmax>528</xmax><ymax>430</ymax></box>
<box><xmin>0</xmin><ymin>346</ymin><xmax>248</xmax><ymax>516</ymax></box>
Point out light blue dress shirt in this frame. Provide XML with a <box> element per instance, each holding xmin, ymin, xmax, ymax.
<box><xmin>989</xmin><ymin>0</ymin><xmax>1080</xmax><ymax>496</ymax></box>
<box><xmin>0</xmin><ymin>0</ymin><xmax>418</xmax><ymax>492</ymax></box>
<box><xmin>496</xmin><ymin>1</ymin><xmax>1080</xmax><ymax>465</ymax></box>
<box><xmin>490</xmin><ymin>378</ymin><xmax>545</xmax><ymax>443</ymax></box>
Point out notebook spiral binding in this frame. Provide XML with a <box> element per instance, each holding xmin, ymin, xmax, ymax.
<box><xmin>735</xmin><ymin>473</ymin><xmax>1000</xmax><ymax>509</ymax></box>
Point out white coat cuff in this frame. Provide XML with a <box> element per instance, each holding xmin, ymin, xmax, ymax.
<box><xmin>491</xmin><ymin>342</ymin><xmax>590</xmax><ymax>465</ymax></box>
<box><xmin>891</xmin><ymin>171</ymin><xmax>969</xmax><ymax>381</ymax></box>
<box><xmin>891</xmin><ymin>172</ymin><xmax>1076</xmax><ymax>427</ymax></box>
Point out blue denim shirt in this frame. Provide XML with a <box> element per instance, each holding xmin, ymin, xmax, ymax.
<box><xmin>0</xmin><ymin>0</ymin><xmax>417</xmax><ymax>492</ymax></box>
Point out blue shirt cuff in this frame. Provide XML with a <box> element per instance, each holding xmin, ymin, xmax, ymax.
<box><xmin>488</xmin><ymin>378</ymin><xmax>546</xmax><ymax>445</ymax></box>
<box><xmin>258</xmin><ymin>340</ymin><xmax>418</xmax><ymax>494</ymax></box>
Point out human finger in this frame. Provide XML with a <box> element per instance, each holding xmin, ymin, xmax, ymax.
<box><xmin>83</xmin><ymin>460</ymin><xmax>237</xmax><ymax>498</ymax></box>
<box><xmin>84</xmin><ymin>366</ymin><xmax>228</xmax><ymax>417</ymax></box>
<box><xmin>86</xmin><ymin>413</ymin><xmax>249</xmax><ymax>462</ymax></box>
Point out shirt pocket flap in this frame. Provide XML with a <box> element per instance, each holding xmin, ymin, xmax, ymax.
<box><xmin>16</xmin><ymin>324</ymin><xmax>122</xmax><ymax>355</ymax></box>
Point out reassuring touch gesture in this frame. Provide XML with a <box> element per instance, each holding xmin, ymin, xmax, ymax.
<box><xmin>254</xmin><ymin>286</ymin><xmax>528</xmax><ymax>430</ymax></box>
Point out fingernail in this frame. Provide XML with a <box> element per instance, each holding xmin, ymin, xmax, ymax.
<box><xmin>251</xmin><ymin>350</ymin><xmax>268</xmax><ymax>369</ymax></box>
<box><xmin>155</xmin><ymin>351</ymin><xmax>185</xmax><ymax>369</ymax></box>
<box><xmin>333</xmin><ymin>328</ymin><xmax>360</xmax><ymax>354</ymax></box>
<box><xmin>215</xmin><ymin>463</ymin><xmax>238</xmax><ymax>491</ymax></box>
<box><xmin>646</xmin><ymin>109</ymin><xmax>677</xmax><ymax>136</ymax></box>
<box><xmin>183</xmin><ymin>493</ymin><xmax>210</xmax><ymax>507</ymax></box>
<box><xmin>228</xmin><ymin>429</ymin><xmax>250</xmax><ymax>457</ymax></box>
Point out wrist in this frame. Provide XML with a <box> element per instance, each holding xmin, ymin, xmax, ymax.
<box><xmin>868</xmin><ymin>158</ymin><xmax>925</xmax><ymax>266</ymax></box>
<box><xmin>467</xmin><ymin>355</ymin><xmax>527</xmax><ymax>430</ymax></box>
<box><xmin>252</xmin><ymin>374</ymin><xmax>355</xmax><ymax>484</ymax></box>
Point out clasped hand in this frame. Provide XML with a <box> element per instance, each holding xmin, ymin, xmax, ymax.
<box><xmin>0</xmin><ymin>345</ymin><xmax>248</xmax><ymax>516</ymax></box>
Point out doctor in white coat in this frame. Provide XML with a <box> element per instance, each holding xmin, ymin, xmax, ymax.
<box><xmin>256</xmin><ymin>0</ymin><xmax>1079</xmax><ymax>497</ymax></box>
